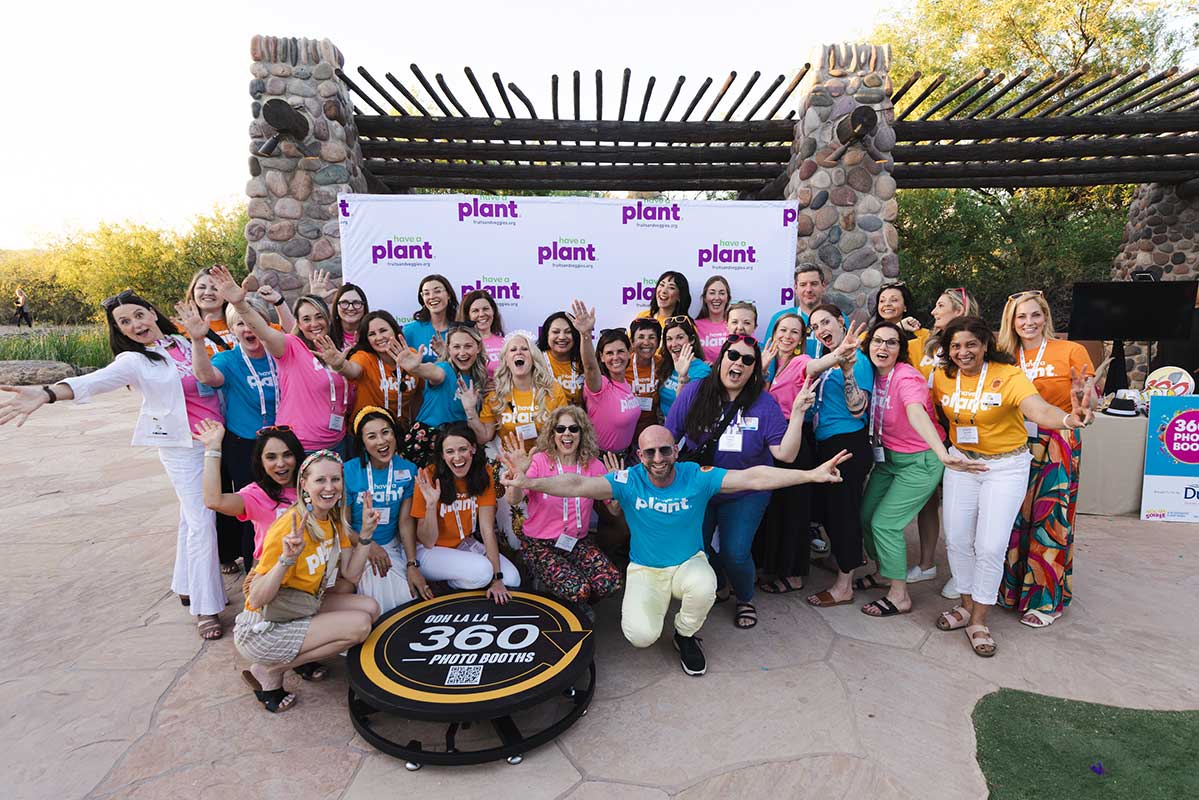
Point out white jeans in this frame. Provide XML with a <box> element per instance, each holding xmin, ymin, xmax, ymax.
<box><xmin>942</xmin><ymin>447</ymin><xmax>1032</xmax><ymax>606</ymax></box>
<box><xmin>160</xmin><ymin>443</ymin><xmax>226</xmax><ymax>616</ymax></box>
<box><xmin>416</xmin><ymin>538</ymin><xmax>521</xmax><ymax>590</ymax></box>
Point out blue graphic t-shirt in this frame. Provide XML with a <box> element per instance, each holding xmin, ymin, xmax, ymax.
<box><xmin>658</xmin><ymin>359</ymin><xmax>712</xmax><ymax>420</ymax></box>
<box><xmin>415</xmin><ymin>362</ymin><xmax>474</xmax><ymax>427</ymax></box>
<box><xmin>344</xmin><ymin>455</ymin><xmax>417</xmax><ymax>546</ymax></box>
<box><xmin>210</xmin><ymin>346</ymin><xmax>277</xmax><ymax>439</ymax></box>
<box><xmin>402</xmin><ymin>319</ymin><xmax>448</xmax><ymax>363</ymax></box>
<box><xmin>605</xmin><ymin>461</ymin><xmax>727</xmax><ymax>568</ymax></box>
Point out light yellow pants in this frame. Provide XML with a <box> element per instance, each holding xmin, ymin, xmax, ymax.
<box><xmin>621</xmin><ymin>551</ymin><xmax>717</xmax><ymax>647</ymax></box>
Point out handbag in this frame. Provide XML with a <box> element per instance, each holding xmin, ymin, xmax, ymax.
<box><xmin>261</xmin><ymin>511</ymin><xmax>343</xmax><ymax>623</ymax></box>
<box><xmin>679</xmin><ymin>399</ymin><xmax>744</xmax><ymax>467</ymax></box>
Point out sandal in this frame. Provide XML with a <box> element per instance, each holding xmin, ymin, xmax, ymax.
<box><xmin>758</xmin><ymin>576</ymin><xmax>804</xmax><ymax>594</ymax></box>
<box><xmin>179</xmin><ymin>594</ymin><xmax>190</xmax><ymax>607</ymax></box>
<box><xmin>1020</xmin><ymin>610</ymin><xmax>1061</xmax><ymax>629</ymax></box>
<box><xmin>241</xmin><ymin>670</ymin><xmax>297</xmax><ymax>713</ymax></box>
<box><xmin>965</xmin><ymin>624</ymin><xmax>997</xmax><ymax>657</ymax></box>
<box><xmin>197</xmin><ymin>615</ymin><xmax>222</xmax><ymax>640</ymax></box>
<box><xmin>936</xmin><ymin>606</ymin><xmax>971</xmax><ymax>631</ymax></box>
<box><xmin>221</xmin><ymin>562</ymin><xmax>240</xmax><ymax>575</ymax></box>
<box><xmin>734</xmin><ymin>602</ymin><xmax>758</xmax><ymax>629</ymax></box>
<box><xmin>295</xmin><ymin>662</ymin><xmax>329</xmax><ymax>682</ymax></box>
<box><xmin>806</xmin><ymin>590</ymin><xmax>853</xmax><ymax>608</ymax></box>
<box><xmin>861</xmin><ymin>597</ymin><xmax>911</xmax><ymax>617</ymax></box>
<box><xmin>853</xmin><ymin>574</ymin><xmax>887</xmax><ymax>591</ymax></box>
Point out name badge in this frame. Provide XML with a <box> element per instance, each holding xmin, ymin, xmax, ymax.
<box><xmin>638</xmin><ymin>396</ymin><xmax>653</xmax><ymax>412</ymax></box>
<box><xmin>981</xmin><ymin>392</ymin><xmax>1003</xmax><ymax>408</ymax></box>
<box><xmin>873</xmin><ymin>446</ymin><xmax>885</xmax><ymax>463</ymax></box>
<box><xmin>718</xmin><ymin>428</ymin><xmax>743</xmax><ymax>452</ymax></box>
<box><xmin>555</xmin><ymin>533</ymin><xmax>579</xmax><ymax>552</ymax></box>
<box><xmin>329</xmin><ymin>414</ymin><xmax>345</xmax><ymax>431</ymax></box>
<box><xmin>516</xmin><ymin>422</ymin><xmax>538</xmax><ymax>440</ymax></box>
<box><xmin>1024</xmin><ymin>420</ymin><xmax>1039</xmax><ymax>438</ymax></box>
<box><xmin>957</xmin><ymin>426</ymin><xmax>980</xmax><ymax>445</ymax></box>
<box><xmin>196</xmin><ymin>381</ymin><xmax>215</xmax><ymax>398</ymax></box>
<box><xmin>741</xmin><ymin>416</ymin><xmax>759</xmax><ymax>431</ymax></box>
<box><xmin>375</xmin><ymin>506</ymin><xmax>391</xmax><ymax>526</ymax></box>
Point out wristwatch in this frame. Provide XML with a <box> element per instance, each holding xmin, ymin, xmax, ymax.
<box><xmin>492</xmin><ymin>571</ymin><xmax>504</xmax><ymax>582</ymax></box>
<box><xmin>406</xmin><ymin>559</ymin><xmax>420</xmax><ymax>568</ymax></box>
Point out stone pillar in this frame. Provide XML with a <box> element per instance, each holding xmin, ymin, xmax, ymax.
<box><xmin>246</xmin><ymin>36</ymin><xmax>368</xmax><ymax>296</ymax></box>
<box><xmin>1109</xmin><ymin>182</ymin><xmax>1199</xmax><ymax>386</ymax></box>
<box><xmin>785</xmin><ymin>43</ymin><xmax>898</xmax><ymax>323</ymax></box>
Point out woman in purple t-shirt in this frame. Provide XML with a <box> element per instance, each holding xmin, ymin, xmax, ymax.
<box><xmin>665</xmin><ymin>334</ymin><xmax>814</xmax><ymax>630</ymax></box>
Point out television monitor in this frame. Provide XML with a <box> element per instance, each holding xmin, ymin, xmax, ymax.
<box><xmin>1068</xmin><ymin>281</ymin><xmax>1197</xmax><ymax>342</ymax></box>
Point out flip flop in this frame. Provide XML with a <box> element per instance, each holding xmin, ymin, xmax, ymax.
<box><xmin>758</xmin><ymin>577</ymin><xmax>804</xmax><ymax>594</ymax></box>
<box><xmin>853</xmin><ymin>574</ymin><xmax>887</xmax><ymax>591</ymax></box>
<box><xmin>861</xmin><ymin>597</ymin><xmax>912</xmax><ymax>617</ymax></box>
<box><xmin>806</xmin><ymin>590</ymin><xmax>853</xmax><ymax>608</ymax></box>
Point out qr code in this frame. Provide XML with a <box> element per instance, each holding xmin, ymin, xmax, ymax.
<box><xmin>445</xmin><ymin>665</ymin><xmax>484</xmax><ymax>686</ymax></box>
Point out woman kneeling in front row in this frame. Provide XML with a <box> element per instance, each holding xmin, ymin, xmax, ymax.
<box><xmin>234</xmin><ymin>450</ymin><xmax>380</xmax><ymax>712</ymax></box>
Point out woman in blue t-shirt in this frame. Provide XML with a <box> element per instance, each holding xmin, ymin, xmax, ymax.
<box><xmin>665</xmin><ymin>334</ymin><xmax>813</xmax><ymax>630</ymax></box>
<box><xmin>804</xmin><ymin>304</ymin><xmax>874</xmax><ymax>609</ymax></box>
<box><xmin>658</xmin><ymin>316</ymin><xmax>712</xmax><ymax>420</ymax></box>
<box><xmin>401</xmin><ymin>274</ymin><xmax>458</xmax><ymax>363</ymax></box>
<box><xmin>344</xmin><ymin>406</ymin><xmax>424</xmax><ymax>613</ymax></box>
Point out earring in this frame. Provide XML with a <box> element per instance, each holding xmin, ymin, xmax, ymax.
<box><xmin>302</xmin><ymin>490</ymin><xmax>313</xmax><ymax>512</ymax></box>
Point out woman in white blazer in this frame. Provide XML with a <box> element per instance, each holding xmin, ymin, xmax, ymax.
<box><xmin>0</xmin><ymin>290</ymin><xmax>229</xmax><ymax>640</ymax></box>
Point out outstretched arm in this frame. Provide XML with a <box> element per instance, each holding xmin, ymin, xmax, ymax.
<box><xmin>719</xmin><ymin>449</ymin><xmax>851</xmax><ymax>493</ymax></box>
<box><xmin>499</xmin><ymin>449</ymin><xmax>614</xmax><ymax>500</ymax></box>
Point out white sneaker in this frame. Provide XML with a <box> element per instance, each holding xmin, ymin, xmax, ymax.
<box><xmin>940</xmin><ymin>578</ymin><xmax>960</xmax><ymax>599</ymax></box>
<box><xmin>906</xmin><ymin>565</ymin><xmax>937</xmax><ymax>583</ymax></box>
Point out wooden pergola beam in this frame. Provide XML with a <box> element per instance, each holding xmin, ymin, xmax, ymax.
<box><xmin>893</xmin><ymin>133</ymin><xmax>1199</xmax><ymax>162</ymax></box>
<box><xmin>354</xmin><ymin>115</ymin><xmax>797</xmax><ymax>143</ymax></box>
<box><xmin>377</xmin><ymin>176</ymin><xmax>767</xmax><ymax>191</ymax></box>
<box><xmin>358</xmin><ymin>141</ymin><xmax>792</xmax><ymax>163</ymax></box>
<box><xmin>894</xmin><ymin>156</ymin><xmax>1199</xmax><ymax>179</ymax></box>
<box><xmin>895</xmin><ymin>170</ymin><xmax>1198</xmax><ymax>189</ymax></box>
<box><xmin>893</xmin><ymin>110</ymin><xmax>1199</xmax><ymax>141</ymax></box>
<box><xmin>364</xmin><ymin>162</ymin><xmax>782</xmax><ymax>180</ymax></box>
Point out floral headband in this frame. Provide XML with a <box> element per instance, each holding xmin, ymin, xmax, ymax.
<box><xmin>297</xmin><ymin>449</ymin><xmax>342</xmax><ymax>490</ymax></box>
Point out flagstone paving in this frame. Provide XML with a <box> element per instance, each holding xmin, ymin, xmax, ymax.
<box><xmin>3</xmin><ymin>392</ymin><xmax>1196</xmax><ymax>799</ymax></box>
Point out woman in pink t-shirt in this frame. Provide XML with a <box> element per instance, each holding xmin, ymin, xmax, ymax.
<box><xmin>209</xmin><ymin>267</ymin><xmax>350</xmax><ymax>454</ymax></box>
<box><xmin>571</xmin><ymin>300</ymin><xmax>641</xmax><ymax>458</ymax></box>
<box><xmin>694</xmin><ymin>275</ymin><xmax>732</xmax><ymax>362</ymax></box>
<box><xmin>460</xmin><ymin>289</ymin><xmax>506</xmax><ymax>380</ymax></box>
<box><xmin>856</xmin><ymin>321</ymin><xmax>987</xmax><ymax>618</ymax></box>
<box><xmin>500</xmin><ymin>406</ymin><xmax>623</xmax><ymax>610</ymax></box>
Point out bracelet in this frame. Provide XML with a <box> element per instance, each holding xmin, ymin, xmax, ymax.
<box><xmin>279</xmin><ymin>556</ymin><xmax>297</xmax><ymax>566</ymax></box>
<box><xmin>204</xmin><ymin>450</ymin><xmax>222</xmax><ymax>458</ymax></box>
<box><xmin>1062</xmin><ymin>412</ymin><xmax>1076</xmax><ymax>430</ymax></box>
<box><xmin>406</xmin><ymin>559</ymin><xmax>420</xmax><ymax>568</ymax></box>
<box><xmin>42</xmin><ymin>385</ymin><xmax>57</xmax><ymax>404</ymax></box>
<box><xmin>492</xmin><ymin>571</ymin><xmax>504</xmax><ymax>582</ymax></box>
<box><xmin>357</xmin><ymin>537</ymin><xmax>373</xmax><ymax>546</ymax></box>
<box><xmin>272</xmin><ymin>297</ymin><xmax>285</xmax><ymax>306</ymax></box>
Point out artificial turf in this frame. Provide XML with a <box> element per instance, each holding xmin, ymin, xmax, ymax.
<box><xmin>973</xmin><ymin>688</ymin><xmax>1199</xmax><ymax>799</ymax></box>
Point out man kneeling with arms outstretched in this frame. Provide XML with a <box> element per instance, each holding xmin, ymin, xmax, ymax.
<box><xmin>501</xmin><ymin>425</ymin><xmax>850</xmax><ymax>676</ymax></box>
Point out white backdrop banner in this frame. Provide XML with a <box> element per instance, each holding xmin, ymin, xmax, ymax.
<box><xmin>338</xmin><ymin>194</ymin><xmax>800</xmax><ymax>339</ymax></box>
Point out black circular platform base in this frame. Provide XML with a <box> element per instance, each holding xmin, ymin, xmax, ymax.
<box><xmin>346</xmin><ymin>589</ymin><xmax>595</xmax><ymax>767</ymax></box>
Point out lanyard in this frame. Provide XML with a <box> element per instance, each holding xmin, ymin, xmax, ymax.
<box><xmin>556</xmin><ymin>460</ymin><xmax>583</xmax><ymax>534</ymax></box>
<box><xmin>449</xmin><ymin>494</ymin><xmax>476</xmax><ymax>542</ymax></box>
<box><xmin>315</xmin><ymin>354</ymin><xmax>350</xmax><ymax>410</ymax></box>
<box><xmin>1019</xmin><ymin>339</ymin><xmax>1048</xmax><ymax>380</ymax></box>
<box><xmin>366</xmin><ymin>458</ymin><xmax>394</xmax><ymax>499</ymax></box>
<box><xmin>160</xmin><ymin>337</ymin><xmax>192</xmax><ymax>378</ymax></box>
<box><xmin>377</xmin><ymin>357</ymin><xmax>402</xmax><ymax>412</ymax></box>
<box><xmin>632</xmin><ymin>357</ymin><xmax>655</xmax><ymax>392</ymax></box>
<box><xmin>241</xmin><ymin>347</ymin><xmax>278</xmax><ymax>421</ymax></box>
<box><xmin>869</xmin><ymin>369</ymin><xmax>895</xmax><ymax>446</ymax></box>
<box><xmin>951</xmin><ymin>361</ymin><xmax>989</xmax><ymax>427</ymax></box>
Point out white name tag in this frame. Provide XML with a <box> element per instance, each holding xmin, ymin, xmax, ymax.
<box><xmin>873</xmin><ymin>446</ymin><xmax>885</xmax><ymax>463</ymax></box>
<box><xmin>981</xmin><ymin>392</ymin><xmax>1002</xmax><ymax>408</ymax></box>
<box><xmin>555</xmin><ymin>533</ymin><xmax>579</xmax><ymax>552</ymax></box>
<box><xmin>375</xmin><ymin>506</ymin><xmax>391</xmax><ymax>526</ymax></box>
<box><xmin>1024</xmin><ymin>420</ymin><xmax>1039</xmax><ymax>438</ymax></box>
<box><xmin>516</xmin><ymin>422</ymin><xmax>538</xmax><ymax>440</ymax></box>
<box><xmin>718</xmin><ymin>429</ymin><xmax>743</xmax><ymax>452</ymax></box>
<box><xmin>329</xmin><ymin>414</ymin><xmax>344</xmax><ymax>431</ymax></box>
<box><xmin>742</xmin><ymin>416</ymin><xmax>759</xmax><ymax>431</ymax></box>
<box><xmin>957</xmin><ymin>426</ymin><xmax>979</xmax><ymax>445</ymax></box>
<box><xmin>638</xmin><ymin>396</ymin><xmax>653</xmax><ymax>411</ymax></box>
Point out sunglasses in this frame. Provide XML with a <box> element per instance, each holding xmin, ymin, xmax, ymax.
<box><xmin>725</xmin><ymin>349</ymin><xmax>757</xmax><ymax>366</ymax></box>
<box><xmin>553</xmin><ymin>424</ymin><xmax>581</xmax><ymax>434</ymax></box>
<box><xmin>664</xmin><ymin>315</ymin><xmax>694</xmax><ymax>327</ymax></box>
<box><xmin>1008</xmin><ymin>290</ymin><xmax>1045</xmax><ymax>301</ymax></box>
<box><xmin>725</xmin><ymin>333</ymin><xmax>757</xmax><ymax>345</ymax></box>
<box><xmin>257</xmin><ymin>424</ymin><xmax>294</xmax><ymax>436</ymax></box>
<box><xmin>639</xmin><ymin>445</ymin><xmax>676</xmax><ymax>459</ymax></box>
<box><xmin>946</xmin><ymin>287</ymin><xmax>969</xmax><ymax>306</ymax></box>
<box><xmin>599</xmin><ymin>328</ymin><xmax>628</xmax><ymax>337</ymax></box>
<box><xmin>881</xmin><ymin>280</ymin><xmax>907</xmax><ymax>289</ymax></box>
<box><xmin>101</xmin><ymin>289</ymin><xmax>137</xmax><ymax>310</ymax></box>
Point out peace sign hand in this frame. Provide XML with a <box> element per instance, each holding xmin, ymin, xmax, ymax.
<box><xmin>809</xmin><ymin>448</ymin><xmax>852</xmax><ymax>483</ymax></box>
<box><xmin>360</xmin><ymin>492</ymin><xmax>380</xmax><ymax>539</ymax></box>
<box><xmin>281</xmin><ymin>528</ymin><xmax>305</xmax><ymax>562</ymax></box>
<box><xmin>834</xmin><ymin>321</ymin><xmax>866</xmax><ymax>363</ymax></box>
<box><xmin>497</xmin><ymin>448</ymin><xmax>532</xmax><ymax>490</ymax></box>
<box><xmin>792</xmin><ymin>375</ymin><xmax>816</xmax><ymax>417</ymax></box>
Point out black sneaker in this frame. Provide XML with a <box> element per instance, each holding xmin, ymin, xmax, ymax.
<box><xmin>672</xmin><ymin>632</ymin><xmax>706</xmax><ymax>676</ymax></box>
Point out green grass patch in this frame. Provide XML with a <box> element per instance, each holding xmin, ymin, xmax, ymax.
<box><xmin>974</xmin><ymin>689</ymin><xmax>1199</xmax><ymax>799</ymax></box>
<box><xmin>0</xmin><ymin>326</ymin><xmax>112</xmax><ymax>368</ymax></box>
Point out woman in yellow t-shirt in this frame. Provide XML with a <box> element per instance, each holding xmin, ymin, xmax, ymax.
<box><xmin>996</xmin><ymin>290</ymin><xmax>1100</xmax><ymax>629</ymax></box>
<box><xmin>931</xmin><ymin>316</ymin><xmax>1096</xmax><ymax>659</ymax></box>
<box><xmin>233</xmin><ymin>450</ymin><xmax>380</xmax><ymax>713</ymax></box>
<box><xmin>538</xmin><ymin>311</ymin><xmax>586</xmax><ymax>405</ymax></box>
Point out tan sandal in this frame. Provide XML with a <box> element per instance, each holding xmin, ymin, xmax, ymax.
<box><xmin>197</xmin><ymin>615</ymin><xmax>223</xmax><ymax>640</ymax></box>
<box><xmin>965</xmin><ymin>624</ymin><xmax>996</xmax><ymax>657</ymax></box>
<box><xmin>936</xmin><ymin>605</ymin><xmax>971</xmax><ymax>631</ymax></box>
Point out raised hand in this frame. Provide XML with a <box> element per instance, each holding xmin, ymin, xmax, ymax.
<box><xmin>601</xmin><ymin>451</ymin><xmax>624</xmax><ymax>472</ymax></box>
<box><xmin>0</xmin><ymin>385</ymin><xmax>51</xmax><ymax>427</ymax></box>
<box><xmin>499</xmin><ymin>431</ymin><xmax>531</xmax><ymax>473</ymax></box>
<box><xmin>456</xmin><ymin>376</ymin><xmax>479</xmax><ymax>412</ymax></box>
<box><xmin>360</xmin><ymin>492</ymin><xmax>380</xmax><ymax>539</ymax></box>
<box><xmin>810</xmin><ymin>448</ymin><xmax>851</xmax><ymax>483</ymax></box>
<box><xmin>497</xmin><ymin>448</ymin><xmax>531</xmax><ymax>489</ymax></box>
<box><xmin>429</xmin><ymin>331</ymin><xmax>448</xmax><ymax>362</ymax></box>
<box><xmin>792</xmin><ymin>375</ymin><xmax>816</xmax><ymax>417</ymax></box>
<box><xmin>834</xmin><ymin>321</ymin><xmax>866</xmax><ymax>364</ymax></box>
<box><xmin>209</xmin><ymin>265</ymin><xmax>246</xmax><ymax>305</ymax></box>
<box><xmin>568</xmin><ymin>299</ymin><xmax>596</xmax><ymax>335</ymax></box>
<box><xmin>900</xmin><ymin>316</ymin><xmax>922</xmax><ymax>333</ymax></box>
<box><xmin>309</xmin><ymin>268</ymin><xmax>335</xmax><ymax>301</ymax></box>
<box><xmin>390</xmin><ymin>338</ymin><xmax>421</xmax><ymax>372</ymax></box>
<box><xmin>313</xmin><ymin>334</ymin><xmax>345</xmax><ymax>369</ymax></box>
<box><xmin>675</xmin><ymin>341</ymin><xmax>695</xmax><ymax>377</ymax></box>
<box><xmin>256</xmin><ymin>283</ymin><xmax>281</xmax><ymax>305</ymax></box>
<box><xmin>281</xmin><ymin>527</ymin><xmax>304</xmax><ymax>562</ymax></box>
<box><xmin>193</xmin><ymin>418</ymin><xmax>226</xmax><ymax>449</ymax></box>
<box><xmin>175</xmin><ymin>302</ymin><xmax>211</xmax><ymax>341</ymax></box>
<box><xmin>762</xmin><ymin>338</ymin><xmax>779</xmax><ymax>366</ymax></box>
<box><xmin>415</xmin><ymin>469</ymin><xmax>441</xmax><ymax>505</ymax></box>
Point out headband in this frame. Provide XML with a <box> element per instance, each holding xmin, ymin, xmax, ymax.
<box><xmin>353</xmin><ymin>405</ymin><xmax>392</xmax><ymax>435</ymax></box>
<box><xmin>298</xmin><ymin>449</ymin><xmax>342</xmax><ymax>484</ymax></box>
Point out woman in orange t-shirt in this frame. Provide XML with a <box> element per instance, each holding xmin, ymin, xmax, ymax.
<box><xmin>318</xmin><ymin>310</ymin><xmax>424</xmax><ymax>430</ymax></box>
<box><xmin>409</xmin><ymin>424</ymin><xmax>520</xmax><ymax>601</ymax></box>
<box><xmin>996</xmin><ymin>291</ymin><xmax>1099</xmax><ymax>629</ymax></box>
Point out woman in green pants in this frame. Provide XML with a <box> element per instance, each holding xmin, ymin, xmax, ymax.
<box><xmin>856</xmin><ymin>321</ymin><xmax>987</xmax><ymax>617</ymax></box>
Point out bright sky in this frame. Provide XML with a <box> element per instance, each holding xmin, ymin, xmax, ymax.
<box><xmin>1</xmin><ymin>0</ymin><xmax>894</xmax><ymax>250</ymax></box>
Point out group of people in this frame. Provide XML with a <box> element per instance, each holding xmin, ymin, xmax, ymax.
<box><xmin>0</xmin><ymin>259</ymin><xmax>1103</xmax><ymax>711</ymax></box>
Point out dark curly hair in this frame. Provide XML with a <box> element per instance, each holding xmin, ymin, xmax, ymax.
<box><xmin>937</xmin><ymin>316</ymin><xmax>1015</xmax><ymax>378</ymax></box>
<box><xmin>683</xmin><ymin>335</ymin><xmax>764</xmax><ymax>443</ymax></box>
<box><xmin>431</xmin><ymin>423</ymin><xmax>491</xmax><ymax>506</ymax></box>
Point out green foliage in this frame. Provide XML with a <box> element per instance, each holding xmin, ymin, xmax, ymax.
<box><xmin>0</xmin><ymin>327</ymin><xmax>112</xmax><ymax>368</ymax></box>
<box><xmin>0</xmin><ymin>251</ymin><xmax>91</xmax><ymax>325</ymax></box>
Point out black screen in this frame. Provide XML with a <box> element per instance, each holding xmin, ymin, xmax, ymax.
<box><xmin>1068</xmin><ymin>281</ymin><xmax>1197</xmax><ymax>341</ymax></box>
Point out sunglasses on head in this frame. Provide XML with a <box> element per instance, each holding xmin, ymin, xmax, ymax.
<box><xmin>881</xmin><ymin>280</ymin><xmax>907</xmax><ymax>289</ymax></box>
<box><xmin>725</xmin><ymin>333</ymin><xmax>757</xmax><ymax>345</ymax></box>
<box><xmin>599</xmin><ymin>328</ymin><xmax>627</xmax><ymax>337</ymax></box>
<box><xmin>664</xmin><ymin>315</ymin><xmax>694</xmax><ymax>327</ymax></box>
<box><xmin>257</xmin><ymin>424</ymin><xmax>294</xmax><ymax>436</ymax></box>
<box><xmin>1008</xmin><ymin>289</ymin><xmax>1045</xmax><ymax>301</ymax></box>
<box><xmin>101</xmin><ymin>289</ymin><xmax>137</xmax><ymax>310</ymax></box>
<box><xmin>725</xmin><ymin>349</ymin><xmax>757</xmax><ymax>366</ymax></box>
<box><xmin>640</xmin><ymin>444</ymin><xmax>675</xmax><ymax>459</ymax></box>
<box><xmin>553</xmin><ymin>424</ymin><xmax>581</xmax><ymax>434</ymax></box>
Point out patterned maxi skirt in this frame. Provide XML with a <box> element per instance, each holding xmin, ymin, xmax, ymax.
<box><xmin>1000</xmin><ymin>428</ymin><xmax>1081</xmax><ymax>614</ymax></box>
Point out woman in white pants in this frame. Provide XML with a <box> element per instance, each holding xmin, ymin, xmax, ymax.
<box><xmin>0</xmin><ymin>290</ymin><xmax>228</xmax><ymax>640</ymax></box>
<box><xmin>930</xmin><ymin>316</ymin><xmax>1095</xmax><ymax>657</ymax></box>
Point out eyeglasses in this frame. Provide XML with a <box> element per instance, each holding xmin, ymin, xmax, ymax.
<box><xmin>553</xmin><ymin>424</ymin><xmax>581</xmax><ymax>434</ymax></box>
<box><xmin>257</xmin><ymin>424</ymin><xmax>294</xmax><ymax>436</ymax></box>
<box><xmin>639</xmin><ymin>445</ymin><xmax>676</xmax><ymax>459</ymax></box>
<box><xmin>725</xmin><ymin>349</ymin><xmax>757</xmax><ymax>366</ymax></box>
<box><xmin>101</xmin><ymin>289</ymin><xmax>137</xmax><ymax>310</ymax></box>
<box><xmin>1008</xmin><ymin>290</ymin><xmax>1044</xmax><ymax>301</ymax></box>
<box><xmin>337</xmin><ymin>299</ymin><xmax>364</xmax><ymax>309</ymax></box>
<box><xmin>870</xmin><ymin>337</ymin><xmax>901</xmax><ymax>348</ymax></box>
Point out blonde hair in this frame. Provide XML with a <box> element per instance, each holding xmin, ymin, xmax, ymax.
<box><xmin>292</xmin><ymin>450</ymin><xmax>348</xmax><ymax>546</ymax></box>
<box><xmin>925</xmin><ymin>287</ymin><xmax>981</xmax><ymax>360</ymax></box>
<box><xmin>534</xmin><ymin>405</ymin><xmax>602</xmax><ymax>467</ymax></box>
<box><xmin>445</xmin><ymin>325</ymin><xmax>489</xmax><ymax>399</ymax></box>
<box><xmin>996</xmin><ymin>291</ymin><xmax>1057</xmax><ymax>358</ymax></box>
<box><xmin>488</xmin><ymin>332</ymin><xmax>559</xmax><ymax>424</ymax></box>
